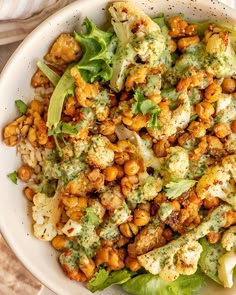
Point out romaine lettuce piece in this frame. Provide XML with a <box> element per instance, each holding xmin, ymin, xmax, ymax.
<box><xmin>87</xmin><ymin>268</ymin><xmax>133</xmax><ymax>292</ymax></box>
<box><xmin>199</xmin><ymin>238</ymin><xmax>226</xmax><ymax>285</ymax></box>
<box><xmin>74</xmin><ymin>18</ymin><xmax>117</xmax><ymax>83</ymax></box>
<box><xmin>122</xmin><ymin>272</ymin><xmax>205</xmax><ymax>295</ymax></box>
<box><xmin>37</xmin><ymin>60</ymin><xmax>60</xmax><ymax>86</ymax></box>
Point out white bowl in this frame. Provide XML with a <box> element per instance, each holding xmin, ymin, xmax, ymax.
<box><xmin>1</xmin><ymin>0</ymin><xmax>236</xmax><ymax>294</ymax></box>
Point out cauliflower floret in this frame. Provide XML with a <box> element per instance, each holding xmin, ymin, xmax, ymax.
<box><xmin>175</xmin><ymin>241</ymin><xmax>202</xmax><ymax>275</ymax></box>
<box><xmin>196</xmin><ymin>161</ymin><xmax>235</xmax><ymax>209</ymax></box>
<box><xmin>108</xmin><ymin>2</ymin><xmax>165</xmax><ymax>92</ymax></box>
<box><xmin>148</xmin><ymin>92</ymin><xmax>191</xmax><ymax>140</ymax></box>
<box><xmin>86</xmin><ymin>135</ymin><xmax>114</xmax><ymax>169</ymax></box>
<box><xmin>32</xmin><ymin>192</ymin><xmax>62</xmax><ymax>241</ymax></box>
<box><xmin>138</xmin><ymin>204</ymin><xmax>230</xmax><ymax>280</ymax></box>
<box><xmin>225</xmin><ymin>133</ymin><xmax>236</xmax><ymax>154</ymax></box>
<box><xmin>205</xmin><ymin>28</ymin><xmax>236</xmax><ymax>78</ymax></box>
<box><xmin>216</xmin><ymin>93</ymin><xmax>236</xmax><ymax>123</ymax></box>
<box><xmin>222</xmin><ymin>155</ymin><xmax>236</xmax><ymax>182</ymax></box>
<box><xmin>218</xmin><ymin>247</ymin><xmax>236</xmax><ymax>288</ymax></box>
<box><xmin>111</xmin><ymin>202</ymin><xmax>131</xmax><ymax>226</ymax></box>
<box><xmin>61</xmin><ymin>219</ymin><xmax>82</xmax><ymax>237</ymax></box>
<box><xmin>109</xmin><ymin>2</ymin><xmax>160</xmax><ymax>46</ymax></box>
<box><xmin>161</xmin><ymin>146</ymin><xmax>189</xmax><ymax>182</ymax></box>
<box><xmin>138</xmin><ymin>238</ymin><xmax>202</xmax><ymax>281</ymax></box>
<box><xmin>221</xmin><ymin>226</ymin><xmax>236</xmax><ymax>251</ymax></box>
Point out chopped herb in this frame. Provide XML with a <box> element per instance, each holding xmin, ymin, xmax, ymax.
<box><xmin>165</xmin><ymin>179</ymin><xmax>197</xmax><ymax>199</ymax></box>
<box><xmin>83</xmin><ymin>208</ymin><xmax>100</xmax><ymax>227</ymax></box>
<box><xmin>190</xmin><ymin>114</ymin><xmax>198</xmax><ymax>122</ymax></box>
<box><xmin>132</xmin><ymin>88</ymin><xmax>161</xmax><ymax>129</ymax></box>
<box><xmin>15</xmin><ymin>100</ymin><xmax>28</xmax><ymax>115</ymax></box>
<box><xmin>7</xmin><ymin>171</ymin><xmax>18</xmax><ymax>184</ymax></box>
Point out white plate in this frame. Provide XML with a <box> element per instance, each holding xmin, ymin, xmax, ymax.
<box><xmin>0</xmin><ymin>0</ymin><xmax>236</xmax><ymax>294</ymax></box>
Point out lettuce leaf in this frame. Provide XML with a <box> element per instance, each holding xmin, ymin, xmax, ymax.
<box><xmin>37</xmin><ymin>60</ymin><xmax>60</xmax><ymax>86</ymax></box>
<box><xmin>87</xmin><ymin>268</ymin><xmax>134</xmax><ymax>292</ymax></box>
<box><xmin>122</xmin><ymin>272</ymin><xmax>205</xmax><ymax>295</ymax></box>
<box><xmin>74</xmin><ymin>18</ymin><xmax>117</xmax><ymax>83</ymax></box>
<box><xmin>199</xmin><ymin>238</ymin><xmax>226</xmax><ymax>285</ymax></box>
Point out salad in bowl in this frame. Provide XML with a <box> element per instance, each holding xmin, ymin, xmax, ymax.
<box><xmin>1</xmin><ymin>0</ymin><xmax>236</xmax><ymax>294</ymax></box>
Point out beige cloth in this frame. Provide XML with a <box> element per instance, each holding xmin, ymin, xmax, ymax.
<box><xmin>0</xmin><ymin>234</ymin><xmax>42</xmax><ymax>295</ymax></box>
<box><xmin>0</xmin><ymin>0</ymin><xmax>73</xmax><ymax>45</ymax></box>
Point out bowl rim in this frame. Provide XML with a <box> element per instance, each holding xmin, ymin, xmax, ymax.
<box><xmin>1</xmin><ymin>0</ymin><xmax>236</xmax><ymax>294</ymax></box>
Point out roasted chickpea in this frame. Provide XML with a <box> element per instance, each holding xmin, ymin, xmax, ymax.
<box><xmin>195</xmin><ymin>101</ymin><xmax>215</xmax><ymax>122</ymax></box>
<box><xmin>127</xmin><ymin>175</ymin><xmax>139</xmax><ymax>184</ymax></box>
<box><xmin>188</xmin><ymin>121</ymin><xmax>206</xmax><ymax>138</ymax></box>
<box><xmin>221</xmin><ymin>78</ymin><xmax>236</xmax><ymax>93</ymax></box>
<box><xmin>170</xmin><ymin>200</ymin><xmax>181</xmax><ymax>211</ymax></box>
<box><xmin>99</xmin><ymin>120</ymin><xmax>116</xmax><ymax>136</ymax></box>
<box><xmin>121</xmin><ymin>176</ymin><xmax>133</xmax><ymax>197</ymax></box>
<box><xmin>177</xmin><ymin>36</ymin><xmax>200</xmax><ymax>51</ymax></box>
<box><xmin>64</xmin><ymin>96</ymin><xmax>77</xmax><ymax>116</ymax></box>
<box><xmin>17</xmin><ymin>165</ymin><xmax>33</xmax><ymax>182</ymax></box>
<box><xmin>109</xmin><ymin>94</ymin><xmax>118</xmax><ymax>107</ymax></box>
<box><xmin>125</xmin><ymin>256</ymin><xmax>141</xmax><ymax>272</ymax></box>
<box><xmin>106</xmin><ymin>133</ymin><xmax>117</xmax><ymax>143</ymax></box>
<box><xmin>23</xmin><ymin>187</ymin><xmax>35</xmax><ymax>201</ymax></box>
<box><xmin>138</xmin><ymin>203</ymin><xmax>151</xmax><ymax>212</ymax></box>
<box><xmin>116</xmin><ymin>235</ymin><xmax>130</xmax><ymax>247</ymax></box>
<box><xmin>203</xmin><ymin>196</ymin><xmax>220</xmax><ymax>209</ymax></box>
<box><xmin>158</xmin><ymin>101</ymin><xmax>170</xmax><ymax>118</ymax></box>
<box><xmin>224</xmin><ymin>211</ymin><xmax>236</xmax><ymax>228</ymax></box>
<box><xmin>153</xmin><ymin>139</ymin><xmax>170</xmax><ymax>157</ymax></box>
<box><xmin>231</xmin><ymin>120</ymin><xmax>236</xmax><ymax>133</ymax></box>
<box><xmin>207</xmin><ymin>135</ymin><xmax>223</xmax><ymax>150</ymax></box>
<box><xmin>163</xmin><ymin>228</ymin><xmax>173</xmax><ymax>241</ymax></box>
<box><xmin>62</xmin><ymin>196</ymin><xmax>87</xmax><ymax>209</ymax></box>
<box><xmin>133</xmin><ymin>209</ymin><xmax>150</xmax><ymax>226</ymax></box>
<box><xmin>206</xmin><ymin>232</ymin><xmax>221</xmax><ymax>244</ymax></box>
<box><xmin>120</xmin><ymin>223</ymin><xmax>133</xmax><ymax>238</ymax></box>
<box><xmin>213</xmin><ymin>122</ymin><xmax>230</xmax><ymax>138</ymax></box>
<box><xmin>30</xmin><ymin>99</ymin><xmax>44</xmax><ymax>114</ymax></box>
<box><xmin>116</xmin><ymin>165</ymin><xmax>125</xmax><ymax>179</ymax></box>
<box><xmin>168</xmin><ymin>39</ymin><xmax>177</xmax><ymax>52</ymax></box>
<box><xmin>115</xmin><ymin>152</ymin><xmax>130</xmax><ymax>165</ymax></box>
<box><xmin>124</xmin><ymin>159</ymin><xmax>140</xmax><ymax>176</ymax></box>
<box><xmin>205</xmin><ymin>82</ymin><xmax>222</xmax><ymax>102</ymax></box>
<box><xmin>122</xmin><ymin>116</ymin><xmax>133</xmax><ymax>126</ymax></box>
<box><xmin>103</xmin><ymin>166</ymin><xmax>119</xmax><ymax>182</ymax></box>
<box><xmin>51</xmin><ymin>235</ymin><xmax>70</xmax><ymax>251</ymax></box>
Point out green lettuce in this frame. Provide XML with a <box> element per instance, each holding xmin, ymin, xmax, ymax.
<box><xmin>37</xmin><ymin>60</ymin><xmax>60</xmax><ymax>86</ymax></box>
<box><xmin>122</xmin><ymin>272</ymin><xmax>205</xmax><ymax>295</ymax></box>
<box><xmin>15</xmin><ymin>99</ymin><xmax>28</xmax><ymax>115</ymax></box>
<box><xmin>74</xmin><ymin>18</ymin><xmax>117</xmax><ymax>83</ymax></box>
<box><xmin>199</xmin><ymin>238</ymin><xmax>226</xmax><ymax>285</ymax></box>
<box><xmin>131</xmin><ymin>88</ymin><xmax>161</xmax><ymax>129</ymax></box>
<box><xmin>87</xmin><ymin>268</ymin><xmax>134</xmax><ymax>292</ymax></box>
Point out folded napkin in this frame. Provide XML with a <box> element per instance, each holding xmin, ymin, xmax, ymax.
<box><xmin>0</xmin><ymin>0</ymin><xmax>73</xmax><ymax>45</ymax></box>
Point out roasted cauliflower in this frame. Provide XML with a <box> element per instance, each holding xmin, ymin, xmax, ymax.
<box><xmin>32</xmin><ymin>192</ymin><xmax>62</xmax><ymax>241</ymax></box>
<box><xmin>86</xmin><ymin>135</ymin><xmax>115</xmax><ymax>169</ymax></box>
